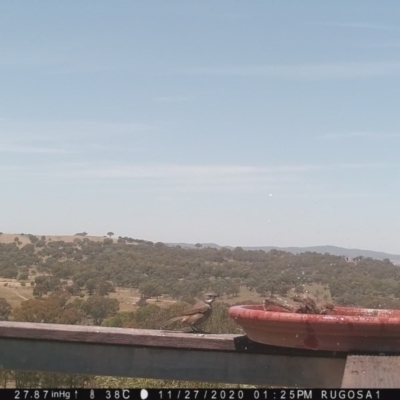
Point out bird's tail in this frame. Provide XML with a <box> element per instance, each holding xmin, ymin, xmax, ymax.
<box><xmin>161</xmin><ymin>316</ymin><xmax>184</xmax><ymax>328</ymax></box>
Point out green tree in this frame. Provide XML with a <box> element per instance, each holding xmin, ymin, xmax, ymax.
<box><xmin>96</xmin><ymin>280</ymin><xmax>115</xmax><ymax>296</ymax></box>
<box><xmin>28</xmin><ymin>234</ymin><xmax>39</xmax><ymax>244</ymax></box>
<box><xmin>13</xmin><ymin>298</ymin><xmax>61</xmax><ymax>323</ymax></box>
<box><xmin>21</xmin><ymin>244</ymin><xmax>35</xmax><ymax>252</ymax></box>
<box><xmin>85</xmin><ymin>278</ymin><xmax>97</xmax><ymax>295</ymax></box>
<box><xmin>133</xmin><ymin>304</ymin><xmax>165</xmax><ymax>329</ymax></box>
<box><xmin>18</xmin><ymin>272</ymin><xmax>29</xmax><ymax>281</ymax></box>
<box><xmin>0</xmin><ymin>268</ymin><xmax>18</xmax><ymax>279</ymax></box>
<box><xmin>66</xmin><ymin>283</ymin><xmax>82</xmax><ymax>296</ymax></box>
<box><xmin>56</xmin><ymin>306</ymin><xmax>84</xmax><ymax>325</ymax></box>
<box><xmin>48</xmin><ymin>290</ymin><xmax>72</xmax><ymax>307</ymax></box>
<box><xmin>0</xmin><ymin>298</ymin><xmax>12</xmax><ymax>320</ymax></box>
<box><xmin>82</xmin><ymin>295</ymin><xmax>119</xmax><ymax>325</ymax></box>
<box><xmin>102</xmin><ymin>312</ymin><xmax>135</xmax><ymax>327</ymax></box>
<box><xmin>255</xmin><ymin>282</ymin><xmax>269</xmax><ymax>297</ymax></box>
<box><xmin>13</xmin><ymin>293</ymin><xmax>84</xmax><ymax>325</ymax></box>
<box><xmin>139</xmin><ymin>281</ymin><xmax>162</xmax><ymax>301</ymax></box>
<box><xmin>107</xmin><ymin>232</ymin><xmax>114</xmax><ymax>238</ymax></box>
<box><xmin>33</xmin><ymin>284</ymin><xmax>48</xmax><ymax>298</ymax></box>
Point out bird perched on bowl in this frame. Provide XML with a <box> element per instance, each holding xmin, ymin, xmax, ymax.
<box><xmin>162</xmin><ymin>292</ymin><xmax>219</xmax><ymax>333</ymax></box>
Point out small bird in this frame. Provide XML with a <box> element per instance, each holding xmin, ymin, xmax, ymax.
<box><xmin>162</xmin><ymin>293</ymin><xmax>219</xmax><ymax>333</ymax></box>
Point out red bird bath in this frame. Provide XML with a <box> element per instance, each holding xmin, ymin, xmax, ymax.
<box><xmin>228</xmin><ymin>305</ymin><xmax>400</xmax><ymax>352</ymax></box>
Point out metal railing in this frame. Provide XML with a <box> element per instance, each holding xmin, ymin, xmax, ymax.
<box><xmin>0</xmin><ymin>321</ymin><xmax>350</xmax><ymax>387</ymax></box>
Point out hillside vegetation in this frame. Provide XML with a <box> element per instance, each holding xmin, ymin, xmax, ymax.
<box><xmin>1</xmin><ymin>232</ymin><xmax>400</xmax><ymax>387</ymax></box>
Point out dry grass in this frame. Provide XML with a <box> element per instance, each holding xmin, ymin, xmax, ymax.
<box><xmin>0</xmin><ymin>234</ymin><xmax>31</xmax><ymax>245</ymax></box>
<box><xmin>104</xmin><ymin>287</ymin><xmax>141</xmax><ymax>312</ymax></box>
<box><xmin>0</xmin><ymin>233</ymin><xmax>116</xmax><ymax>245</ymax></box>
<box><xmin>108</xmin><ymin>288</ymin><xmax>188</xmax><ymax>312</ymax></box>
<box><xmin>0</xmin><ymin>279</ymin><xmax>34</xmax><ymax>308</ymax></box>
<box><xmin>45</xmin><ymin>235</ymin><xmax>115</xmax><ymax>243</ymax></box>
<box><xmin>219</xmin><ymin>286</ymin><xmax>261</xmax><ymax>305</ymax></box>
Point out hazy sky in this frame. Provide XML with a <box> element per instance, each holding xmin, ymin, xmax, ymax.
<box><xmin>1</xmin><ymin>2</ymin><xmax>400</xmax><ymax>253</ymax></box>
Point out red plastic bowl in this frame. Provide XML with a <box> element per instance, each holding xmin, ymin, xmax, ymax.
<box><xmin>228</xmin><ymin>305</ymin><xmax>400</xmax><ymax>352</ymax></box>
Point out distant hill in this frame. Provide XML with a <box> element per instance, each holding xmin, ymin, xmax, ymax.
<box><xmin>2</xmin><ymin>233</ymin><xmax>399</xmax><ymax>265</ymax></box>
<box><xmin>167</xmin><ymin>243</ymin><xmax>400</xmax><ymax>265</ymax></box>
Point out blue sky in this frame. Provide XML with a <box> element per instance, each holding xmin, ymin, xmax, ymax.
<box><xmin>1</xmin><ymin>2</ymin><xmax>400</xmax><ymax>253</ymax></box>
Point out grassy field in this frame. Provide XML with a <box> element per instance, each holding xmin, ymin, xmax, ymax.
<box><xmin>0</xmin><ymin>280</ymin><xmax>33</xmax><ymax>308</ymax></box>
<box><xmin>0</xmin><ymin>233</ymin><xmax>115</xmax><ymax>245</ymax></box>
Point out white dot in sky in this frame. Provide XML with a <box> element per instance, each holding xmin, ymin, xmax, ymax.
<box><xmin>269</xmin><ymin>194</ymin><xmax>273</xmax><ymax>196</ymax></box>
